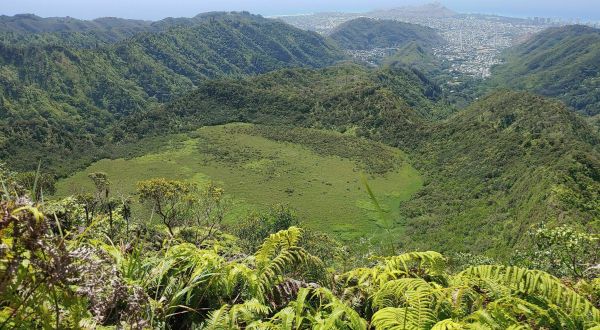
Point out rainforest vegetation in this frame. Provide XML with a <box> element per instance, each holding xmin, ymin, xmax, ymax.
<box><xmin>0</xmin><ymin>10</ymin><xmax>599</xmax><ymax>330</ymax></box>
<box><xmin>0</xmin><ymin>12</ymin><xmax>344</xmax><ymax>174</ymax></box>
<box><xmin>486</xmin><ymin>25</ymin><xmax>600</xmax><ymax>116</ymax></box>
<box><xmin>1</xmin><ymin>169</ymin><xmax>599</xmax><ymax>329</ymax></box>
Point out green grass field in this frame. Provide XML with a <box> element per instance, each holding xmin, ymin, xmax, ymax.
<box><xmin>56</xmin><ymin>124</ymin><xmax>422</xmax><ymax>242</ymax></box>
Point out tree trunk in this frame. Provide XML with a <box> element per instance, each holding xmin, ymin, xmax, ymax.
<box><xmin>164</xmin><ymin>219</ymin><xmax>174</xmax><ymax>237</ymax></box>
<box><xmin>108</xmin><ymin>203</ymin><xmax>113</xmax><ymax>233</ymax></box>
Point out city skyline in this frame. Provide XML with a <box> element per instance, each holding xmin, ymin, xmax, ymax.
<box><xmin>1</xmin><ymin>0</ymin><xmax>600</xmax><ymax>21</ymax></box>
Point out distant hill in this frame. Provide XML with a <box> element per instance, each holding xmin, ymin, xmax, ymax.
<box><xmin>0</xmin><ymin>12</ymin><xmax>345</xmax><ymax>173</ymax></box>
<box><xmin>277</xmin><ymin>3</ymin><xmax>455</xmax><ymax>35</ymax></box>
<box><xmin>384</xmin><ymin>42</ymin><xmax>448</xmax><ymax>77</ymax></box>
<box><xmin>0</xmin><ymin>13</ymin><xmax>151</xmax><ymax>35</ymax></box>
<box><xmin>0</xmin><ymin>14</ymin><xmax>153</xmax><ymax>46</ymax></box>
<box><xmin>1</xmin><ymin>11</ymin><xmax>598</xmax><ymax>260</ymax></box>
<box><xmin>487</xmin><ymin>25</ymin><xmax>600</xmax><ymax>116</ymax></box>
<box><xmin>0</xmin><ymin>11</ymin><xmax>346</xmax><ymax>48</ymax></box>
<box><xmin>368</xmin><ymin>2</ymin><xmax>456</xmax><ymax>19</ymax></box>
<box><xmin>329</xmin><ymin>17</ymin><xmax>445</xmax><ymax>50</ymax></box>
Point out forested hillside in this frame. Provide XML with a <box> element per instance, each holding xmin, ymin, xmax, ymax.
<box><xmin>0</xmin><ymin>13</ymin><xmax>152</xmax><ymax>46</ymax></box>
<box><xmin>330</xmin><ymin>17</ymin><xmax>444</xmax><ymax>50</ymax></box>
<box><xmin>0</xmin><ymin>12</ymin><xmax>345</xmax><ymax>174</ymax></box>
<box><xmin>2</xmin><ymin>13</ymin><xmax>598</xmax><ymax>258</ymax></box>
<box><xmin>0</xmin><ymin>14</ymin><xmax>150</xmax><ymax>34</ymax></box>
<box><xmin>2</xmin><ymin>192</ymin><xmax>598</xmax><ymax>328</ymax></box>
<box><xmin>487</xmin><ymin>25</ymin><xmax>600</xmax><ymax>116</ymax></box>
<box><xmin>402</xmin><ymin>91</ymin><xmax>600</xmax><ymax>255</ymax></box>
<box><xmin>139</xmin><ymin>64</ymin><xmax>442</xmax><ymax>146</ymax></box>
<box><xmin>383</xmin><ymin>42</ymin><xmax>447</xmax><ymax>77</ymax></box>
<box><xmin>1</xmin><ymin>11</ymin><xmax>342</xmax><ymax>48</ymax></box>
<box><xmin>4</xmin><ymin>49</ymin><xmax>597</xmax><ymax>257</ymax></box>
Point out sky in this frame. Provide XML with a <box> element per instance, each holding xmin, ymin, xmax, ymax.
<box><xmin>1</xmin><ymin>0</ymin><xmax>599</xmax><ymax>21</ymax></box>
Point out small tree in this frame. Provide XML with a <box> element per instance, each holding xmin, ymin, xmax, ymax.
<box><xmin>0</xmin><ymin>162</ymin><xmax>19</xmax><ymax>200</ymax></box>
<box><xmin>513</xmin><ymin>224</ymin><xmax>600</xmax><ymax>279</ymax></box>
<box><xmin>230</xmin><ymin>204</ymin><xmax>300</xmax><ymax>253</ymax></box>
<box><xmin>75</xmin><ymin>193</ymin><xmax>97</xmax><ymax>226</ymax></box>
<box><xmin>268</xmin><ymin>204</ymin><xmax>299</xmax><ymax>232</ymax></box>
<box><xmin>16</xmin><ymin>171</ymin><xmax>57</xmax><ymax>201</ymax></box>
<box><xmin>105</xmin><ymin>197</ymin><xmax>120</xmax><ymax>234</ymax></box>
<box><xmin>137</xmin><ymin>179</ymin><xmax>192</xmax><ymax>236</ymax></box>
<box><xmin>88</xmin><ymin>172</ymin><xmax>110</xmax><ymax>201</ymax></box>
<box><xmin>120</xmin><ymin>195</ymin><xmax>133</xmax><ymax>236</ymax></box>
<box><xmin>88</xmin><ymin>172</ymin><xmax>115</xmax><ymax>232</ymax></box>
<box><xmin>183</xmin><ymin>183</ymin><xmax>228</xmax><ymax>245</ymax></box>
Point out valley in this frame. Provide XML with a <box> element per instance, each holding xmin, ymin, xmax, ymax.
<box><xmin>55</xmin><ymin>124</ymin><xmax>423</xmax><ymax>242</ymax></box>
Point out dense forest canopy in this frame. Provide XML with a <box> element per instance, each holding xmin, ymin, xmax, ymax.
<box><xmin>486</xmin><ymin>25</ymin><xmax>600</xmax><ymax>116</ymax></box>
<box><xmin>0</xmin><ymin>12</ymin><xmax>345</xmax><ymax>175</ymax></box>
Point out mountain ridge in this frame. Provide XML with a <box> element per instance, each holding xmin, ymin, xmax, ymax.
<box><xmin>403</xmin><ymin>91</ymin><xmax>600</xmax><ymax>254</ymax></box>
<box><xmin>0</xmin><ymin>12</ymin><xmax>346</xmax><ymax>174</ymax></box>
<box><xmin>487</xmin><ymin>25</ymin><xmax>600</xmax><ymax>116</ymax></box>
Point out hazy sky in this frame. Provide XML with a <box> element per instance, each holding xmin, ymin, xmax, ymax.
<box><xmin>1</xmin><ymin>0</ymin><xmax>599</xmax><ymax>21</ymax></box>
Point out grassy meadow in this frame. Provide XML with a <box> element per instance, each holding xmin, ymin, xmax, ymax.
<box><xmin>56</xmin><ymin>123</ymin><xmax>422</xmax><ymax>242</ymax></box>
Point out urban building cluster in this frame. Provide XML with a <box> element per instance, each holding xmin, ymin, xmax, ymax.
<box><xmin>277</xmin><ymin>5</ymin><xmax>595</xmax><ymax>80</ymax></box>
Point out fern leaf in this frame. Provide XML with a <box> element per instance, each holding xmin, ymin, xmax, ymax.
<box><xmin>431</xmin><ymin>319</ymin><xmax>465</xmax><ymax>330</ymax></box>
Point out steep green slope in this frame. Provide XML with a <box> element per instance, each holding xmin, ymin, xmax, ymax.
<box><xmin>115</xmin><ymin>13</ymin><xmax>344</xmax><ymax>81</ymax></box>
<box><xmin>329</xmin><ymin>17</ymin><xmax>444</xmax><ymax>50</ymax></box>
<box><xmin>402</xmin><ymin>91</ymin><xmax>600</xmax><ymax>256</ymax></box>
<box><xmin>1</xmin><ymin>12</ymin><xmax>315</xmax><ymax>48</ymax></box>
<box><xmin>383</xmin><ymin>42</ymin><xmax>447</xmax><ymax>76</ymax></box>
<box><xmin>56</xmin><ymin>124</ymin><xmax>423</xmax><ymax>242</ymax></box>
<box><xmin>3</xmin><ymin>18</ymin><xmax>598</xmax><ymax>261</ymax></box>
<box><xmin>488</xmin><ymin>25</ymin><xmax>600</xmax><ymax>116</ymax></box>
<box><xmin>0</xmin><ymin>14</ymin><xmax>154</xmax><ymax>48</ymax></box>
<box><xmin>0</xmin><ymin>14</ymin><xmax>151</xmax><ymax>36</ymax></box>
<box><xmin>0</xmin><ymin>12</ymin><xmax>345</xmax><ymax>174</ymax></box>
<box><xmin>136</xmin><ymin>64</ymin><xmax>441</xmax><ymax>145</ymax></box>
<box><xmin>0</xmin><ymin>12</ymin><xmax>343</xmax><ymax>105</ymax></box>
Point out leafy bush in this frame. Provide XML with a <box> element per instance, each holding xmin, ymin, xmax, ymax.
<box><xmin>2</xmin><ymin>180</ymin><xmax>599</xmax><ymax>328</ymax></box>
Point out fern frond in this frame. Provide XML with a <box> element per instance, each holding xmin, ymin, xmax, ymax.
<box><xmin>384</xmin><ymin>251</ymin><xmax>447</xmax><ymax>277</ymax></box>
<box><xmin>371</xmin><ymin>303</ymin><xmax>438</xmax><ymax>330</ymax></box>
<box><xmin>371</xmin><ymin>307</ymin><xmax>410</xmax><ymax>330</ymax></box>
<box><xmin>231</xmin><ymin>299</ymin><xmax>270</xmax><ymax>322</ymax></box>
<box><xmin>342</xmin><ymin>251</ymin><xmax>447</xmax><ymax>297</ymax></box>
<box><xmin>255</xmin><ymin>226</ymin><xmax>303</xmax><ymax>266</ymax></box>
<box><xmin>431</xmin><ymin>318</ymin><xmax>465</xmax><ymax>330</ymax></box>
<box><xmin>269</xmin><ymin>306</ymin><xmax>298</xmax><ymax>329</ymax></box>
<box><xmin>268</xmin><ymin>287</ymin><xmax>367</xmax><ymax>330</ymax></box>
<box><xmin>202</xmin><ymin>299</ymin><xmax>270</xmax><ymax>329</ymax></box>
<box><xmin>148</xmin><ymin>243</ymin><xmax>232</xmax><ymax>320</ymax></box>
<box><xmin>250</xmin><ymin>227</ymin><xmax>324</xmax><ymax>301</ymax></box>
<box><xmin>203</xmin><ymin>304</ymin><xmax>231</xmax><ymax>329</ymax></box>
<box><xmin>371</xmin><ymin>278</ymin><xmax>436</xmax><ymax>309</ymax></box>
<box><xmin>459</xmin><ymin>265</ymin><xmax>600</xmax><ymax>323</ymax></box>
